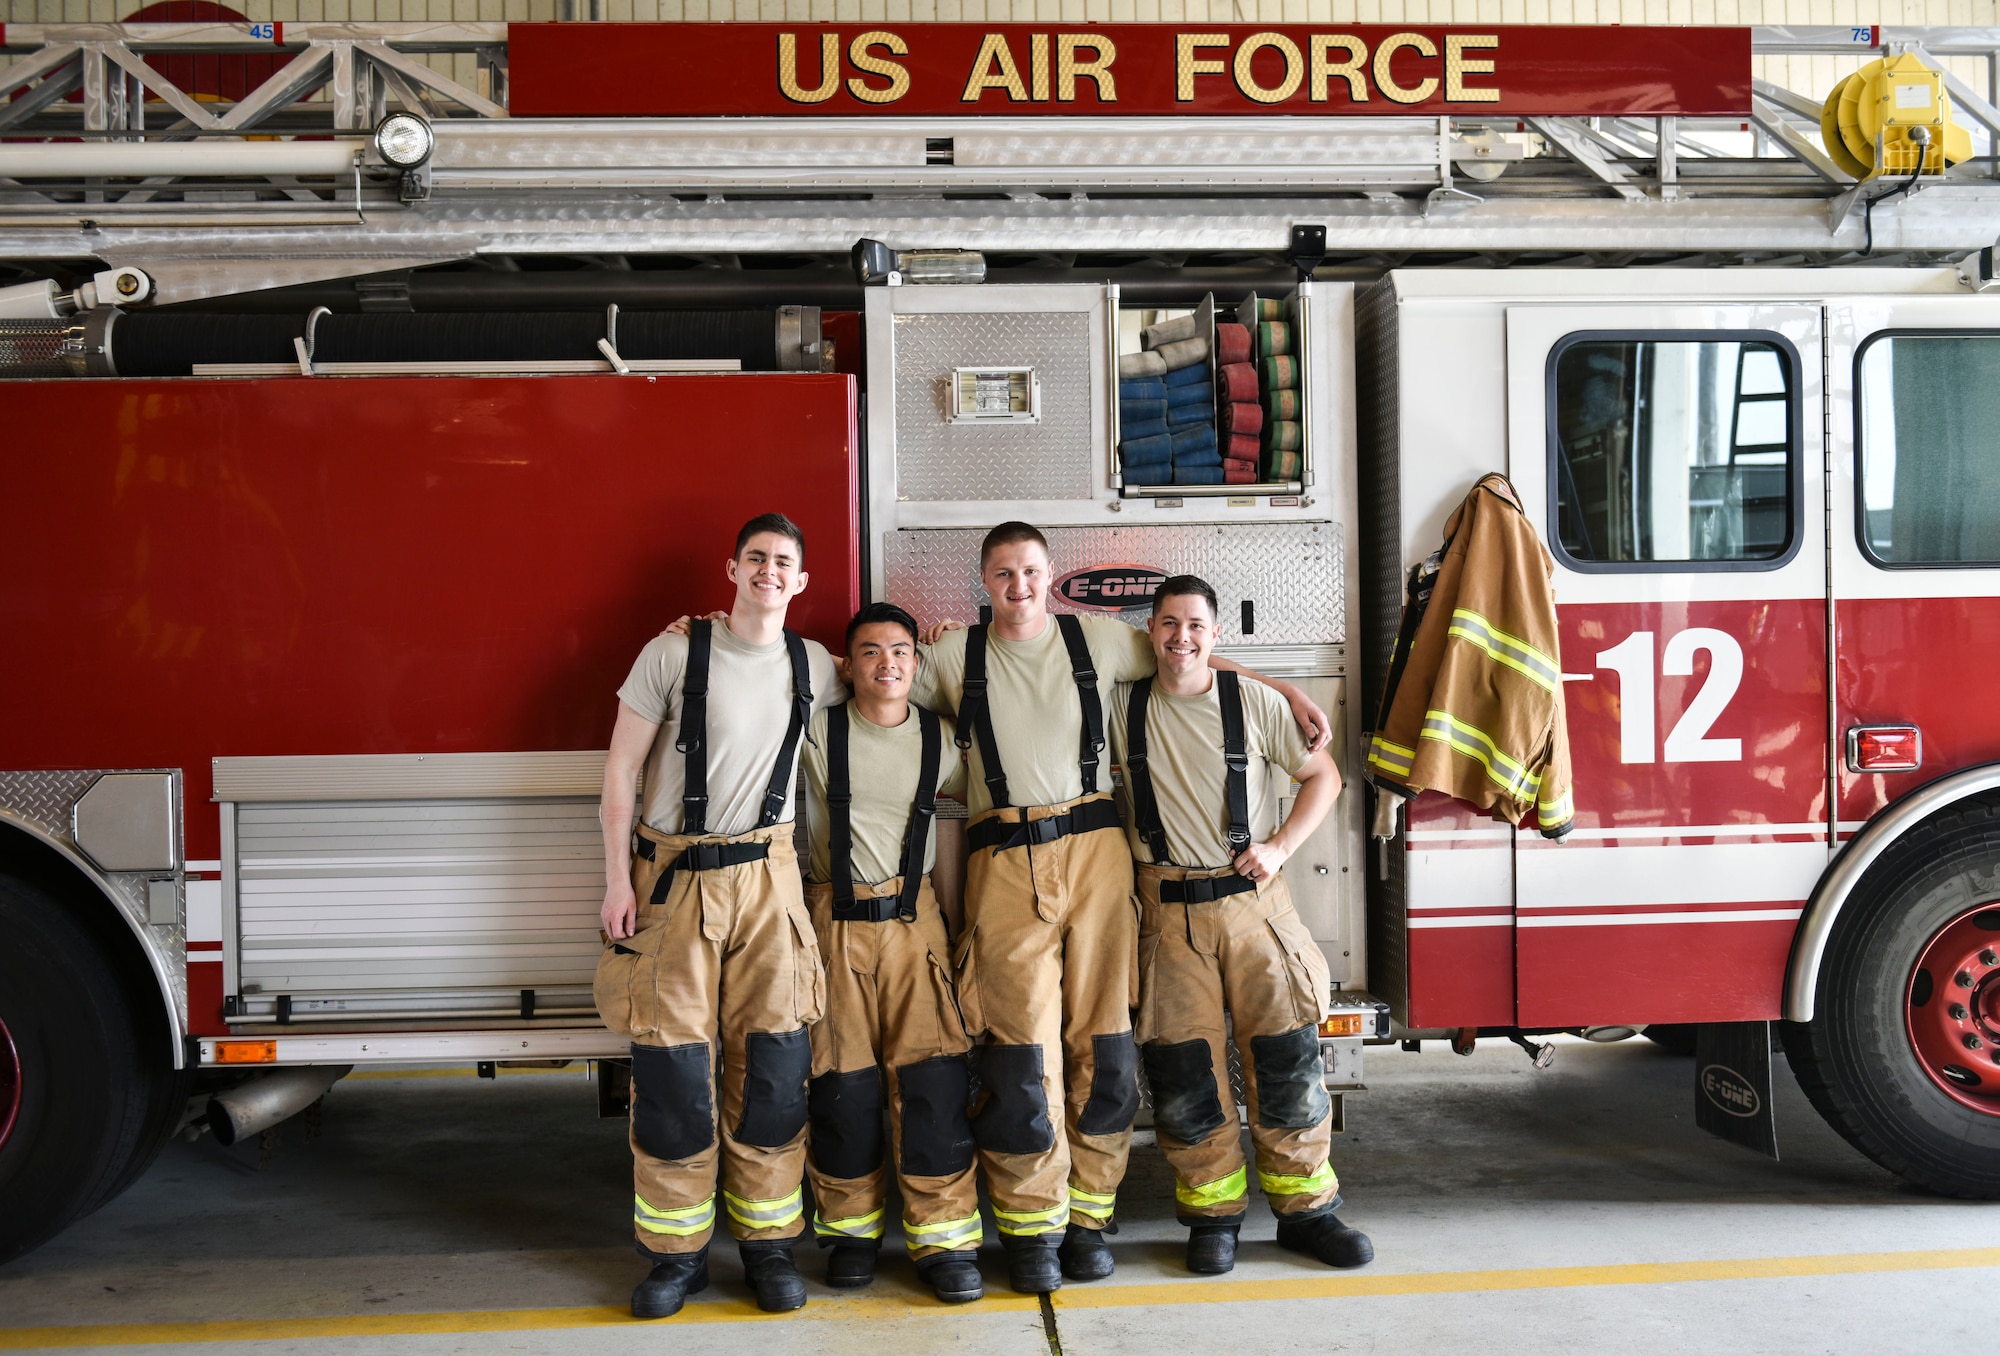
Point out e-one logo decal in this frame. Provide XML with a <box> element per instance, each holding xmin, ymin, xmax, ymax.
<box><xmin>1056</xmin><ymin>564</ymin><xmax>1168</xmax><ymax>612</ymax></box>
<box><xmin>1700</xmin><ymin>1064</ymin><xmax>1761</xmax><ymax>1118</ymax></box>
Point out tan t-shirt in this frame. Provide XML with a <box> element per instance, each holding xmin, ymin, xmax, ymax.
<box><xmin>617</xmin><ymin>623</ymin><xmax>844</xmax><ymax>836</ymax></box>
<box><xmin>1108</xmin><ymin>674</ymin><xmax>1313</xmax><ymax>869</ymax></box>
<box><xmin>800</xmin><ymin>703</ymin><xmax>968</xmax><ymax>886</ymax></box>
<box><xmin>910</xmin><ymin>614</ymin><xmax>1155</xmax><ymax>818</ymax></box>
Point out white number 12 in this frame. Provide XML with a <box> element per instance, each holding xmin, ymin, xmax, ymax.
<box><xmin>1595</xmin><ymin>629</ymin><xmax>1744</xmax><ymax>765</ymax></box>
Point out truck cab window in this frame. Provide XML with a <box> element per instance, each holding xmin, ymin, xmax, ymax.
<box><xmin>1550</xmin><ymin>337</ymin><xmax>1794</xmax><ymax>566</ymax></box>
<box><xmin>1858</xmin><ymin>333</ymin><xmax>2000</xmax><ymax>566</ymax></box>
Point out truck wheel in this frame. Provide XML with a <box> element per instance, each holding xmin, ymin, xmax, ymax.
<box><xmin>1782</xmin><ymin>801</ymin><xmax>2000</xmax><ymax>1199</ymax></box>
<box><xmin>0</xmin><ymin>874</ymin><xmax>164</xmax><ymax>1262</ymax></box>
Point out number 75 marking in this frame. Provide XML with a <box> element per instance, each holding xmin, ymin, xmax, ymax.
<box><xmin>1593</xmin><ymin>629</ymin><xmax>1744</xmax><ymax>764</ymax></box>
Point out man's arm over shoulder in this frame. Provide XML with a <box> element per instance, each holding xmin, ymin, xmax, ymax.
<box><xmin>912</xmin><ymin>627</ymin><xmax>968</xmax><ymax>717</ymax></box>
<box><xmin>804</xmin><ymin>639</ymin><xmax>849</xmax><ymax>713</ymax></box>
<box><xmin>1082</xmin><ymin>614</ymin><xmax>1157</xmax><ymax>684</ymax></box>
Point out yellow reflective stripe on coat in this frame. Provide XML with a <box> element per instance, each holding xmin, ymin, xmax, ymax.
<box><xmin>1367</xmin><ymin>734</ymin><xmax>1415</xmax><ymax>777</ymax></box>
<box><xmin>634</xmin><ymin>1194</ymin><xmax>716</xmax><ymax>1236</ymax></box>
<box><xmin>723</xmin><ymin>1186</ymin><xmax>804</xmax><ymax>1229</ymax></box>
<box><xmin>813</xmin><ymin>1207</ymin><xmax>886</xmax><ymax>1240</ymax></box>
<box><xmin>1420</xmin><ymin>710</ymin><xmax>1541</xmax><ymax>801</ymax></box>
<box><xmin>1447</xmin><ymin>607</ymin><xmax>1560</xmax><ymax>692</ymax></box>
<box><xmin>1259</xmin><ymin>1161</ymin><xmax>1339</xmax><ymax>1197</ymax></box>
<box><xmin>992</xmin><ymin>1201</ymin><xmax>1069</xmax><ymax>1236</ymax></box>
<box><xmin>1174</xmin><ymin>1165</ymin><xmax>1248</xmax><ymax>1211</ymax></box>
<box><xmin>1537</xmin><ymin>788</ymin><xmax>1575</xmax><ymax>830</ymax></box>
<box><xmin>905</xmin><ymin>1213</ymin><xmax>984</xmax><ymax>1250</ymax></box>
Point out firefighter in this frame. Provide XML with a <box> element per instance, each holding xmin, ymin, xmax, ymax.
<box><xmin>797</xmin><ymin>601</ymin><xmax>984</xmax><ymax>1304</ymax></box>
<box><xmin>1110</xmin><ymin>574</ymin><xmax>1372</xmax><ymax>1276</ymax></box>
<box><xmin>596</xmin><ymin>513</ymin><xmax>845</xmax><ymax>1320</ymax></box>
<box><xmin>910</xmin><ymin>522</ymin><xmax>1331</xmax><ymax>1293</ymax></box>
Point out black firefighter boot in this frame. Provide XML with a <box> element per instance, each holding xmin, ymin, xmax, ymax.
<box><xmin>1057</xmin><ymin>1223</ymin><xmax>1115</xmax><ymax>1281</ymax></box>
<box><xmin>1186</xmin><ymin>1219</ymin><xmax>1242</xmax><ymax>1275</ymax></box>
<box><xmin>1276</xmin><ymin>1211</ymin><xmax>1375</xmax><ymax>1269</ymax></box>
<box><xmin>631</xmin><ymin>1245</ymin><xmax>710</xmax><ymax>1319</ymax></box>
<box><xmin>823</xmin><ymin>1238</ymin><xmax>879</xmax><ymax>1289</ymax></box>
<box><xmin>914</xmin><ymin>1249</ymin><xmax>985</xmax><ymax>1304</ymax></box>
<box><xmin>738</xmin><ymin>1237</ymin><xmax>810</xmax><ymax>1312</ymax></box>
<box><xmin>1002</xmin><ymin>1232</ymin><xmax>1063</xmax><ymax>1294</ymax></box>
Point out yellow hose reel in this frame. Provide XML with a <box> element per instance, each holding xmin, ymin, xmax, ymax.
<box><xmin>1820</xmin><ymin>52</ymin><xmax>1973</xmax><ymax>180</ymax></box>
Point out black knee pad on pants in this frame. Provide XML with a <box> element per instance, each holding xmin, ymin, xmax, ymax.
<box><xmin>1250</xmin><ymin>1024</ymin><xmax>1331</xmax><ymax>1130</ymax></box>
<box><xmin>1077</xmin><ymin>1030</ymin><xmax>1141</xmax><ymax>1136</ymax></box>
<box><xmin>808</xmin><ymin>1066</ymin><xmax>883</xmax><ymax>1180</ymax></box>
<box><xmin>1141</xmin><ymin>1037</ymin><xmax>1228</xmax><ymax>1144</ymax></box>
<box><xmin>631</xmin><ymin>1041</ymin><xmax>716</xmax><ymax>1161</ymax></box>
<box><xmin>970</xmin><ymin>1043</ymin><xmax>1054</xmax><ymax>1154</ymax></box>
<box><xmin>897</xmin><ymin>1055</ymin><xmax>975</xmax><ymax>1178</ymax></box>
<box><xmin>737</xmin><ymin>1027</ymin><xmax>812</xmax><ymax>1148</ymax></box>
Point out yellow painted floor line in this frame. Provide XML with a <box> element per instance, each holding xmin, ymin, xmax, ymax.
<box><xmin>4</xmin><ymin>1248</ymin><xmax>1996</xmax><ymax>1349</ymax></box>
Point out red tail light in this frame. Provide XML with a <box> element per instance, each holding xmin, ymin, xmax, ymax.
<box><xmin>1846</xmin><ymin>725</ymin><xmax>1922</xmax><ymax>773</ymax></box>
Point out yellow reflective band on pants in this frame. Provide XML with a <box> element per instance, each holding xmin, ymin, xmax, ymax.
<box><xmin>1068</xmin><ymin>1185</ymin><xmax>1117</xmax><ymax>1225</ymax></box>
<box><xmin>993</xmin><ymin>1201</ymin><xmax>1069</xmax><ymax>1237</ymax></box>
<box><xmin>635</xmin><ymin>1194</ymin><xmax>716</xmax><ymax>1237</ymax></box>
<box><xmin>1175</xmin><ymin>1165</ymin><xmax>1248</xmax><ymax>1213</ymax></box>
<box><xmin>723</xmin><ymin>1186</ymin><xmax>804</xmax><ymax>1231</ymax></box>
<box><xmin>813</xmin><ymin>1207</ymin><xmax>886</xmax><ymax>1241</ymax></box>
<box><xmin>1260</xmin><ymin>1160</ymin><xmax>1339</xmax><ymax>1198</ymax></box>
<box><xmin>905</xmin><ymin>1213</ymin><xmax>984</xmax><ymax>1251</ymax></box>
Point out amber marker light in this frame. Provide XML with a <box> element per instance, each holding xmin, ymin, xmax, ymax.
<box><xmin>1319</xmin><ymin>1015</ymin><xmax>1365</xmax><ymax>1038</ymax></box>
<box><xmin>215</xmin><ymin>1040</ymin><xmax>278</xmax><ymax>1065</ymax></box>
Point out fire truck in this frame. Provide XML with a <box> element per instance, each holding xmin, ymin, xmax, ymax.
<box><xmin>3</xmin><ymin>17</ymin><xmax>2000</xmax><ymax>1263</ymax></box>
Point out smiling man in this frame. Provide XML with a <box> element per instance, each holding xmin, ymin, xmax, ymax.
<box><xmin>910</xmin><ymin>523</ymin><xmax>1331</xmax><ymax>1293</ymax></box>
<box><xmin>796</xmin><ymin>602</ymin><xmax>984</xmax><ymax>1305</ymax></box>
<box><xmin>1109</xmin><ymin>575</ymin><xmax>1370</xmax><ymax>1277</ymax></box>
<box><xmin>595</xmin><ymin>513</ymin><xmax>844</xmax><ymax>1320</ymax></box>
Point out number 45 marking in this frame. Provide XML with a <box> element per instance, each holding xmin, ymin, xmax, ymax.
<box><xmin>1594</xmin><ymin>629</ymin><xmax>1744</xmax><ymax>764</ymax></box>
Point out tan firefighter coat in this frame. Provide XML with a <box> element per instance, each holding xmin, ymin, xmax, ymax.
<box><xmin>1367</xmin><ymin>473</ymin><xmax>1575</xmax><ymax>839</ymax></box>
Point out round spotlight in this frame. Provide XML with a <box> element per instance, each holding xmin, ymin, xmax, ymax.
<box><xmin>374</xmin><ymin>112</ymin><xmax>434</xmax><ymax>169</ymax></box>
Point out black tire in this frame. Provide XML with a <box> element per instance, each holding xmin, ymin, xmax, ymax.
<box><xmin>1782</xmin><ymin>800</ymin><xmax>2000</xmax><ymax>1199</ymax></box>
<box><xmin>1642</xmin><ymin>1024</ymin><xmax>1698</xmax><ymax>1056</ymax></box>
<box><xmin>0</xmin><ymin>873</ymin><xmax>173</xmax><ymax>1263</ymax></box>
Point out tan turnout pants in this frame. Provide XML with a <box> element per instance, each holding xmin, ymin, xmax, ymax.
<box><xmin>593</xmin><ymin>822</ymin><xmax>826</xmax><ymax>1256</ymax></box>
<box><xmin>954</xmin><ymin>794</ymin><xmax>1139</xmax><ymax>1238</ymax></box>
<box><xmin>1133</xmin><ymin>863</ymin><xmax>1341</xmax><ymax>1224</ymax></box>
<box><xmin>802</xmin><ymin>876</ymin><xmax>981</xmax><ymax>1259</ymax></box>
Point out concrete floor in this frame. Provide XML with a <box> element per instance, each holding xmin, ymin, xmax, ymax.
<box><xmin>2</xmin><ymin>1036</ymin><xmax>1995</xmax><ymax>1355</ymax></box>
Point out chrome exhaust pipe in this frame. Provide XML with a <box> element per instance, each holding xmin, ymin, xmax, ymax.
<box><xmin>206</xmin><ymin>1065</ymin><xmax>351</xmax><ymax>1146</ymax></box>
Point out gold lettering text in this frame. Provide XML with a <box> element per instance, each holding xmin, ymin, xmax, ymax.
<box><xmin>1030</xmin><ymin>33</ymin><xmax>1050</xmax><ymax>101</ymax></box>
<box><xmin>1374</xmin><ymin>32</ymin><xmax>1439</xmax><ymax>104</ymax></box>
<box><xmin>962</xmin><ymin>31</ymin><xmax>1029</xmax><ymax>102</ymax></box>
<box><xmin>1057</xmin><ymin>34</ymin><xmax>1117</xmax><ymax>102</ymax></box>
<box><xmin>1233</xmin><ymin>32</ymin><xmax>1303</xmax><ymax>104</ymax></box>
<box><xmin>1175</xmin><ymin>33</ymin><xmax>1231</xmax><ymax>102</ymax></box>
<box><xmin>846</xmin><ymin>30</ymin><xmax>909</xmax><ymax>104</ymax></box>
<box><xmin>1310</xmin><ymin>34</ymin><xmax>1368</xmax><ymax>103</ymax></box>
<box><xmin>1444</xmin><ymin>33</ymin><xmax>1500</xmax><ymax>103</ymax></box>
<box><xmin>777</xmin><ymin>31</ymin><xmax>840</xmax><ymax>104</ymax></box>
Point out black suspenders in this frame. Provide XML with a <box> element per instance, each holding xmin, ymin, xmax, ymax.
<box><xmin>1124</xmin><ymin>669</ymin><xmax>1252</xmax><ymax>867</ymax></box>
<box><xmin>828</xmin><ymin>701</ymin><xmax>941</xmax><ymax>922</ymax></box>
<box><xmin>955</xmin><ymin>614</ymin><xmax>1105</xmax><ymax>809</ymax></box>
<box><xmin>675</xmin><ymin>618</ymin><xmax>812</xmax><ymax>836</ymax></box>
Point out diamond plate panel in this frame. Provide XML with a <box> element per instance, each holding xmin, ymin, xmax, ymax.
<box><xmin>892</xmin><ymin>310</ymin><xmax>1095</xmax><ymax>503</ymax></box>
<box><xmin>0</xmin><ymin>768</ymin><xmax>188</xmax><ymax>1032</ymax></box>
<box><xmin>881</xmin><ymin>522</ymin><xmax>1343</xmax><ymax>646</ymax></box>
